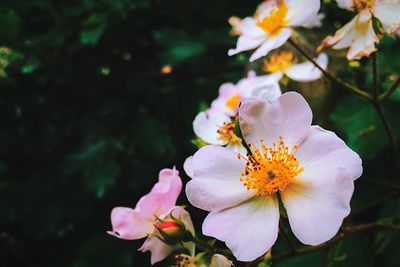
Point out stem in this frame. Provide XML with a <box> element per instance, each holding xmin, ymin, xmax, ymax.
<box><xmin>287</xmin><ymin>38</ymin><xmax>371</xmax><ymax>102</ymax></box>
<box><xmin>372</xmin><ymin>102</ymin><xmax>400</xmax><ymax>175</ymax></box>
<box><xmin>279</xmin><ymin>222</ymin><xmax>297</xmax><ymax>254</ymax></box>
<box><xmin>379</xmin><ymin>77</ymin><xmax>400</xmax><ymax>102</ymax></box>
<box><xmin>372</xmin><ymin>53</ymin><xmax>378</xmax><ymax>99</ymax></box>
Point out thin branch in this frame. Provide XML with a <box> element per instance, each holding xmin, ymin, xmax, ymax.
<box><xmin>371</xmin><ymin>102</ymin><xmax>400</xmax><ymax>176</ymax></box>
<box><xmin>287</xmin><ymin>38</ymin><xmax>372</xmax><ymax>102</ymax></box>
<box><xmin>379</xmin><ymin>77</ymin><xmax>400</xmax><ymax>102</ymax></box>
<box><xmin>253</xmin><ymin>222</ymin><xmax>400</xmax><ymax>264</ymax></box>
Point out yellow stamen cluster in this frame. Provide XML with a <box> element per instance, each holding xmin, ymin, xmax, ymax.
<box><xmin>354</xmin><ymin>0</ymin><xmax>375</xmax><ymax>11</ymax></box>
<box><xmin>256</xmin><ymin>2</ymin><xmax>288</xmax><ymax>36</ymax></box>
<box><xmin>263</xmin><ymin>51</ymin><xmax>294</xmax><ymax>73</ymax></box>
<box><xmin>240</xmin><ymin>136</ymin><xmax>303</xmax><ymax>196</ymax></box>
<box><xmin>217</xmin><ymin>121</ymin><xmax>242</xmax><ymax>145</ymax></box>
<box><xmin>225</xmin><ymin>94</ymin><xmax>240</xmax><ymax>110</ymax></box>
<box><xmin>173</xmin><ymin>254</ymin><xmax>196</xmax><ymax>267</ymax></box>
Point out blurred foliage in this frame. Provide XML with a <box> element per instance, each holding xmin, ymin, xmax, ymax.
<box><xmin>0</xmin><ymin>0</ymin><xmax>399</xmax><ymax>267</ymax></box>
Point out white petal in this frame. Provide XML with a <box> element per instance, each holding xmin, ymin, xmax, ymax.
<box><xmin>302</xmin><ymin>13</ymin><xmax>325</xmax><ymax>28</ymax></box>
<box><xmin>321</xmin><ymin>16</ymin><xmax>358</xmax><ymax>50</ymax></box>
<box><xmin>335</xmin><ymin>0</ymin><xmax>355</xmax><ymax>10</ymax></box>
<box><xmin>202</xmin><ymin>197</ymin><xmax>279</xmax><ymax>261</ymax></box>
<box><xmin>347</xmin><ymin>11</ymin><xmax>378</xmax><ymax>60</ymax></box>
<box><xmin>193</xmin><ymin>111</ymin><xmax>231</xmax><ymax>145</ymax></box>
<box><xmin>249</xmin><ymin>28</ymin><xmax>291</xmax><ymax>62</ymax></box>
<box><xmin>241</xmin><ymin>17</ymin><xmax>266</xmax><ymax>38</ymax></box>
<box><xmin>286</xmin><ymin>0</ymin><xmax>321</xmax><ymax>26</ymax></box>
<box><xmin>139</xmin><ymin>235</ymin><xmax>173</xmax><ymax>265</ymax></box>
<box><xmin>374</xmin><ymin>2</ymin><xmax>400</xmax><ymax>34</ymax></box>
<box><xmin>185</xmin><ymin>145</ymin><xmax>254</xmax><ymax>211</ymax></box>
<box><xmin>228</xmin><ymin>35</ymin><xmax>266</xmax><ymax>56</ymax></box>
<box><xmin>239</xmin><ymin>92</ymin><xmax>312</xmax><ymax>149</ymax></box>
<box><xmin>282</xmin><ymin>168</ymin><xmax>354</xmax><ymax>246</ymax></box>
<box><xmin>285</xmin><ymin>53</ymin><xmax>328</xmax><ymax>82</ymax></box>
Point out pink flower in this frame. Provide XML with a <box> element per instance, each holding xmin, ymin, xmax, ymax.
<box><xmin>108</xmin><ymin>168</ymin><xmax>194</xmax><ymax>265</ymax></box>
<box><xmin>185</xmin><ymin>92</ymin><xmax>362</xmax><ymax>261</ymax></box>
<box><xmin>319</xmin><ymin>0</ymin><xmax>400</xmax><ymax>60</ymax></box>
<box><xmin>228</xmin><ymin>0</ymin><xmax>321</xmax><ymax>62</ymax></box>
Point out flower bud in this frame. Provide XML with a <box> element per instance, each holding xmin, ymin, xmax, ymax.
<box><xmin>155</xmin><ymin>218</ymin><xmax>190</xmax><ymax>245</ymax></box>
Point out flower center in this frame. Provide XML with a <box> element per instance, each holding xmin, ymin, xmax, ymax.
<box><xmin>354</xmin><ymin>0</ymin><xmax>375</xmax><ymax>11</ymax></box>
<box><xmin>263</xmin><ymin>51</ymin><xmax>294</xmax><ymax>73</ymax></box>
<box><xmin>217</xmin><ymin>121</ymin><xmax>242</xmax><ymax>145</ymax></box>
<box><xmin>256</xmin><ymin>1</ymin><xmax>288</xmax><ymax>36</ymax></box>
<box><xmin>173</xmin><ymin>254</ymin><xmax>196</xmax><ymax>267</ymax></box>
<box><xmin>240</xmin><ymin>136</ymin><xmax>304</xmax><ymax>196</ymax></box>
<box><xmin>225</xmin><ymin>94</ymin><xmax>240</xmax><ymax>110</ymax></box>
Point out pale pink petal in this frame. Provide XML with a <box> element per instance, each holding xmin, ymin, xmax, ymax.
<box><xmin>285</xmin><ymin>53</ymin><xmax>328</xmax><ymax>82</ymax></box>
<box><xmin>139</xmin><ymin>235</ymin><xmax>174</xmax><ymax>265</ymax></box>
<box><xmin>347</xmin><ymin>11</ymin><xmax>378</xmax><ymax>60</ymax></box>
<box><xmin>226</xmin><ymin>143</ymin><xmax>248</xmax><ymax>156</ymax></box>
<box><xmin>108</xmin><ymin>207</ymin><xmax>153</xmax><ymax>240</ymax></box>
<box><xmin>185</xmin><ymin>145</ymin><xmax>254</xmax><ymax>211</ymax></box>
<box><xmin>202</xmin><ymin>196</ymin><xmax>279</xmax><ymax>261</ymax></box>
<box><xmin>239</xmin><ymin>92</ymin><xmax>312</xmax><ymax>150</ymax></box>
<box><xmin>136</xmin><ymin>168</ymin><xmax>182</xmax><ymax>218</ymax></box>
<box><xmin>210</xmin><ymin>254</ymin><xmax>234</xmax><ymax>267</ymax></box>
<box><xmin>193</xmin><ymin>111</ymin><xmax>231</xmax><ymax>145</ymax></box>
<box><xmin>183</xmin><ymin>156</ymin><xmax>194</xmax><ymax>179</ymax></box>
<box><xmin>282</xmin><ymin>168</ymin><xmax>354</xmax><ymax>246</ymax></box>
<box><xmin>238</xmin><ymin>73</ymin><xmax>282</xmax><ymax>100</ymax></box>
<box><xmin>296</xmin><ymin>126</ymin><xmax>363</xmax><ymax>181</ymax></box>
<box><xmin>374</xmin><ymin>2</ymin><xmax>400</xmax><ymax>34</ymax></box>
<box><xmin>335</xmin><ymin>0</ymin><xmax>355</xmax><ymax>10</ymax></box>
<box><xmin>286</xmin><ymin>0</ymin><xmax>321</xmax><ymax>26</ymax></box>
<box><xmin>218</xmin><ymin>83</ymin><xmax>237</xmax><ymax>98</ymax></box>
<box><xmin>249</xmin><ymin>28</ymin><xmax>291</xmax><ymax>62</ymax></box>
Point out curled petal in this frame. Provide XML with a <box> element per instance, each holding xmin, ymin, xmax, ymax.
<box><xmin>374</xmin><ymin>2</ymin><xmax>400</xmax><ymax>34</ymax></box>
<box><xmin>210</xmin><ymin>254</ymin><xmax>234</xmax><ymax>267</ymax></box>
<box><xmin>108</xmin><ymin>207</ymin><xmax>153</xmax><ymax>240</ymax></box>
<box><xmin>136</xmin><ymin>168</ymin><xmax>182</xmax><ymax>219</ymax></box>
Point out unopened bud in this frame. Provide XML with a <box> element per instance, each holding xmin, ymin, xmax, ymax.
<box><xmin>155</xmin><ymin>219</ymin><xmax>188</xmax><ymax>245</ymax></box>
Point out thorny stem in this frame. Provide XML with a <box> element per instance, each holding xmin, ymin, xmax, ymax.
<box><xmin>287</xmin><ymin>38</ymin><xmax>372</xmax><ymax>102</ymax></box>
<box><xmin>379</xmin><ymin>77</ymin><xmax>400</xmax><ymax>102</ymax></box>
<box><xmin>251</xmin><ymin>222</ymin><xmax>400</xmax><ymax>265</ymax></box>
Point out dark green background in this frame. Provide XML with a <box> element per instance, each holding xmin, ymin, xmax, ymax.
<box><xmin>0</xmin><ymin>0</ymin><xmax>399</xmax><ymax>266</ymax></box>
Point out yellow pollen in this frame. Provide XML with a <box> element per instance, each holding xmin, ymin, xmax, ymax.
<box><xmin>217</xmin><ymin>121</ymin><xmax>242</xmax><ymax>145</ymax></box>
<box><xmin>354</xmin><ymin>0</ymin><xmax>375</xmax><ymax>11</ymax></box>
<box><xmin>173</xmin><ymin>254</ymin><xmax>196</xmax><ymax>267</ymax></box>
<box><xmin>256</xmin><ymin>2</ymin><xmax>288</xmax><ymax>36</ymax></box>
<box><xmin>263</xmin><ymin>51</ymin><xmax>294</xmax><ymax>73</ymax></box>
<box><xmin>226</xmin><ymin>94</ymin><xmax>240</xmax><ymax>110</ymax></box>
<box><xmin>240</xmin><ymin>136</ymin><xmax>304</xmax><ymax>196</ymax></box>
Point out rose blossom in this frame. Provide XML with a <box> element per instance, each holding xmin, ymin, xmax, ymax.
<box><xmin>108</xmin><ymin>168</ymin><xmax>194</xmax><ymax>265</ymax></box>
<box><xmin>185</xmin><ymin>92</ymin><xmax>362</xmax><ymax>261</ymax></box>
<box><xmin>318</xmin><ymin>0</ymin><xmax>400</xmax><ymax>60</ymax></box>
<box><xmin>228</xmin><ymin>0</ymin><xmax>321</xmax><ymax>62</ymax></box>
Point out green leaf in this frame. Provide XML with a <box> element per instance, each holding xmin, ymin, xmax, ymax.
<box><xmin>328</xmin><ymin>234</ymin><xmax>373</xmax><ymax>267</ymax></box>
<box><xmin>80</xmin><ymin>24</ymin><xmax>106</xmax><ymax>45</ymax></box>
<box><xmin>83</xmin><ymin>161</ymin><xmax>121</xmax><ymax>198</ymax></box>
<box><xmin>331</xmin><ymin>97</ymin><xmax>400</xmax><ymax>158</ymax></box>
